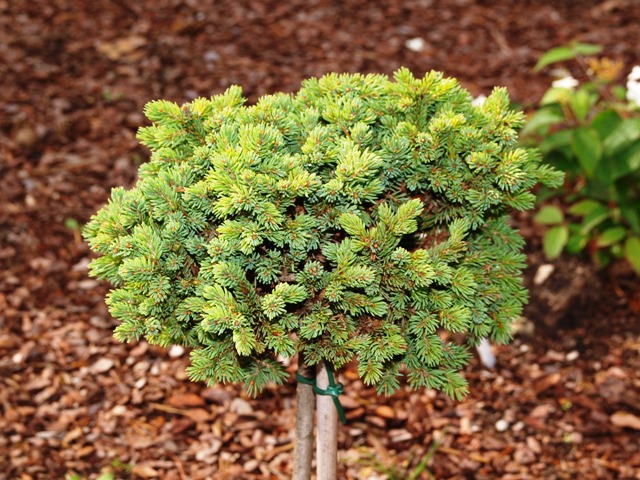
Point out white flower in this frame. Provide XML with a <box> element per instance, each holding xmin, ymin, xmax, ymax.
<box><xmin>628</xmin><ymin>65</ymin><xmax>640</xmax><ymax>82</ymax></box>
<box><xmin>627</xmin><ymin>82</ymin><xmax>640</xmax><ymax>106</ymax></box>
<box><xmin>471</xmin><ymin>94</ymin><xmax>487</xmax><ymax>107</ymax></box>
<box><xmin>405</xmin><ymin>37</ymin><xmax>426</xmax><ymax>52</ymax></box>
<box><xmin>552</xmin><ymin>76</ymin><xmax>579</xmax><ymax>90</ymax></box>
<box><xmin>627</xmin><ymin>66</ymin><xmax>640</xmax><ymax>106</ymax></box>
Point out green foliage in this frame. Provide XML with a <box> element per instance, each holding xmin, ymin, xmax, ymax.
<box><xmin>85</xmin><ymin>69</ymin><xmax>559</xmax><ymax>399</ymax></box>
<box><xmin>534</xmin><ymin>42</ymin><xmax>602</xmax><ymax>72</ymax></box>
<box><xmin>523</xmin><ymin>45</ymin><xmax>640</xmax><ymax>273</ymax></box>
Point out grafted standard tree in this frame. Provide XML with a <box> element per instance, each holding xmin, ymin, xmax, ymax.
<box><xmin>84</xmin><ymin>69</ymin><xmax>561</xmax><ymax>479</ymax></box>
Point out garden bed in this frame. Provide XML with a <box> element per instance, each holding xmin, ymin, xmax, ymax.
<box><xmin>1</xmin><ymin>1</ymin><xmax>639</xmax><ymax>478</ymax></box>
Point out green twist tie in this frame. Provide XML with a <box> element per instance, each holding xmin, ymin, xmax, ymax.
<box><xmin>295</xmin><ymin>361</ymin><xmax>347</xmax><ymax>424</ymax></box>
<box><xmin>295</xmin><ymin>370</ymin><xmax>315</xmax><ymax>386</ymax></box>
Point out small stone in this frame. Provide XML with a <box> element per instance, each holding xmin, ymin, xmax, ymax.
<box><xmin>168</xmin><ymin>345</ymin><xmax>185</xmax><ymax>358</ymax></box>
<box><xmin>534</xmin><ymin>264</ymin><xmax>555</xmax><ymax>285</ymax></box>
<box><xmin>495</xmin><ymin>419</ymin><xmax>510</xmax><ymax>432</ymax></box>
<box><xmin>565</xmin><ymin>350</ymin><xmax>579</xmax><ymax>362</ymax></box>
<box><xmin>405</xmin><ymin>37</ymin><xmax>426</xmax><ymax>52</ymax></box>
<box><xmin>471</xmin><ymin>94</ymin><xmax>487</xmax><ymax>107</ymax></box>
<box><xmin>111</xmin><ymin>405</ymin><xmax>128</xmax><ymax>416</ymax></box>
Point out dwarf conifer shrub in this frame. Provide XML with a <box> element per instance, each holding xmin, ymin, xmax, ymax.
<box><xmin>85</xmin><ymin>69</ymin><xmax>561</xmax><ymax>401</ymax></box>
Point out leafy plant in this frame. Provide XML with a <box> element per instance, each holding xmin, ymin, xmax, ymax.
<box><xmin>84</xmin><ymin>69</ymin><xmax>560</xmax><ymax>479</ymax></box>
<box><xmin>523</xmin><ymin>42</ymin><xmax>640</xmax><ymax>273</ymax></box>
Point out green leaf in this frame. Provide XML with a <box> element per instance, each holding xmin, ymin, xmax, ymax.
<box><xmin>539</xmin><ymin>129</ymin><xmax>572</xmax><ymax>155</ymax></box>
<box><xmin>572</xmin><ymin>127</ymin><xmax>602</xmax><ymax>178</ymax></box>
<box><xmin>591</xmin><ymin>109</ymin><xmax>622</xmax><ymax>140</ymax></box>
<box><xmin>569</xmin><ymin>89</ymin><xmax>593</xmax><ymax>124</ymax></box>
<box><xmin>621</xmin><ymin>141</ymin><xmax>640</xmax><ymax>173</ymax></box>
<box><xmin>580</xmin><ymin>205</ymin><xmax>610</xmax><ymax>234</ymax></box>
<box><xmin>534</xmin><ymin>205</ymin><xmax>564</xmax><ymax>225</ymax></box>
<box><xmin>596</xmin><ymin>227</ymin><xmax>627</xmax><ymax>247</ymax></box>
<box><xmin>572</xmin><ymin>43</ymin><xmax>603</xmax><ymax>56</ymax></box>
<box><xmin>543</xmin><ymin>225</ymin><xmax>569</xmax><ymax>259</ymax></box>
<box><xmin>534</xmin><ymin>46</ymin><xmax>577</xmax><ymax>71</ymax></box>
<box><xmin>568</xmin><ymin>199</ymin><xmax>603</xmax><ymax>216</ymax></box>
<box><xmin>534</xmin><ymin>43</ymin><xmax>602</xmax><ymax>71</ymax></box>
<box><xmin>566</xmin><ymin>232</ymin><xmax>589</xmax><ymax>254</ymax></box>
<box><xmin>540</xmin><ymin>88</ymin><xmax>571</xmax><ymax>106</ymax></box>
<box><xmin>624</xmin><ymin>237</ymin><xmax>640</xmax><ymax>274</ymax></box>
<box><xmin>522</xmin><ymin>107</ymin><xmax>565</xmax><ymax>134</ymax></box>
<box><xmin>612</xmin><ymin>85</ymin><xmax>628</xmax><ymax>101</ymax></box>
<box><xmin>620</xmin><ymin>205</ymin><xmax>640</xmax><ymax>234</ymax></box>
<box><xmin>597</xmin><ymin>140</ymin><xmax>640</xmax><ymax>182</ymax></box>
<box><xmin>603</xmin><ymin>118</ymin><xmax>640</xmax><ymax>158</ymax></box>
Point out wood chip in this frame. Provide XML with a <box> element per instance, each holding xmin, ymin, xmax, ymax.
<box><xmin>230</xmin><ymin>398</ymin><xmax>254</xmax><ymax>416</ymax></box>
<box><xmin>167</xmin><ymin>392</ymin><xmax>205</xmax><ymax>408</ymax></box>
<box><xmin>90</xmin><ymin>358</ymin><xmax>114</xmax><ymax>374</ymax></box>
<box><xmin>132</xmin><ymin>464</ymin><xmax>160</xmax><ymax>478</ymax></box>
<box><xmin>610</xmin><ymin>411</ymin><xmax>640</xmax><ymax>430</ymax></box>
<box><xmin>533</xmin><ymin>372</ymin><xmax>561</xmax><ymax>393</ymax></box>
<box><xmin>374</xmin><ymin>405</ymin><xmax>395</xmax><ymax>419</ymax></box>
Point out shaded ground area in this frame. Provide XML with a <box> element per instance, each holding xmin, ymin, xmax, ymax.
<box><xmin>1</xmin><ymin>0</ymin><xmax>639</xmax><ymax>478</ymax></box>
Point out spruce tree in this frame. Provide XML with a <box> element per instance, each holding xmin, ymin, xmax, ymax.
<box><xmin>84</xmin><ymin>69</ymin><xmax>561</xmax><ymax>479</ymax></box>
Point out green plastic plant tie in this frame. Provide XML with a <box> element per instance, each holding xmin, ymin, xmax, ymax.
<box><xmin>295</xmin><ymin>361</ymin><xmax>347</xmax><ymax>424</ymax></box>
<box><xmin>295</xmin><ymin>370</ymin><xmax>315</xmax><ymax>386</ymax></box>
<box><xmin>315</xmin><ymin>361</ymin><xmax>346</xmax><ymax>424</ymax></box>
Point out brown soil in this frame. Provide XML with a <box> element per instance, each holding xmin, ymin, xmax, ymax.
<box><xmin>1</xmin><ymin>1</ymin><xmax>639</xmax><ymax>479</ymax></box>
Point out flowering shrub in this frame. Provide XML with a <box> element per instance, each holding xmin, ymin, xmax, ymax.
<box><xmin>522</xmin><ymin>43</ymin><xmax>640</xmax><ymax>273</ymax></box>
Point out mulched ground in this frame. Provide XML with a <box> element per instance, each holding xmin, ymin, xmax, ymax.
<box><xmin>1</xmin><ymin>0</ymin><xmax>639</xmax><ymax>478</ymax></box>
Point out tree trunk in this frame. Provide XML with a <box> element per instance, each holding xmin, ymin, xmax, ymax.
<box><xmin>292</xmin><ymin>356</ymin><xmax>315</xmax><ymax>480</ymax></box>
<box><xmin>315</xmin><ymin>361</ymin><xmax>338</xmax><ymax>480</ymax></box>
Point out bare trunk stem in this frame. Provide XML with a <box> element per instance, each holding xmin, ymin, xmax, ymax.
<box><xmin>316</xmin><ymin>362</ymin><xmax>338</xmax><ymax>480</ymax></box>
<box><xmin>292</xmin><ymin>356</ymin><xmax>315</xmax><ymax>480</ymax></box>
